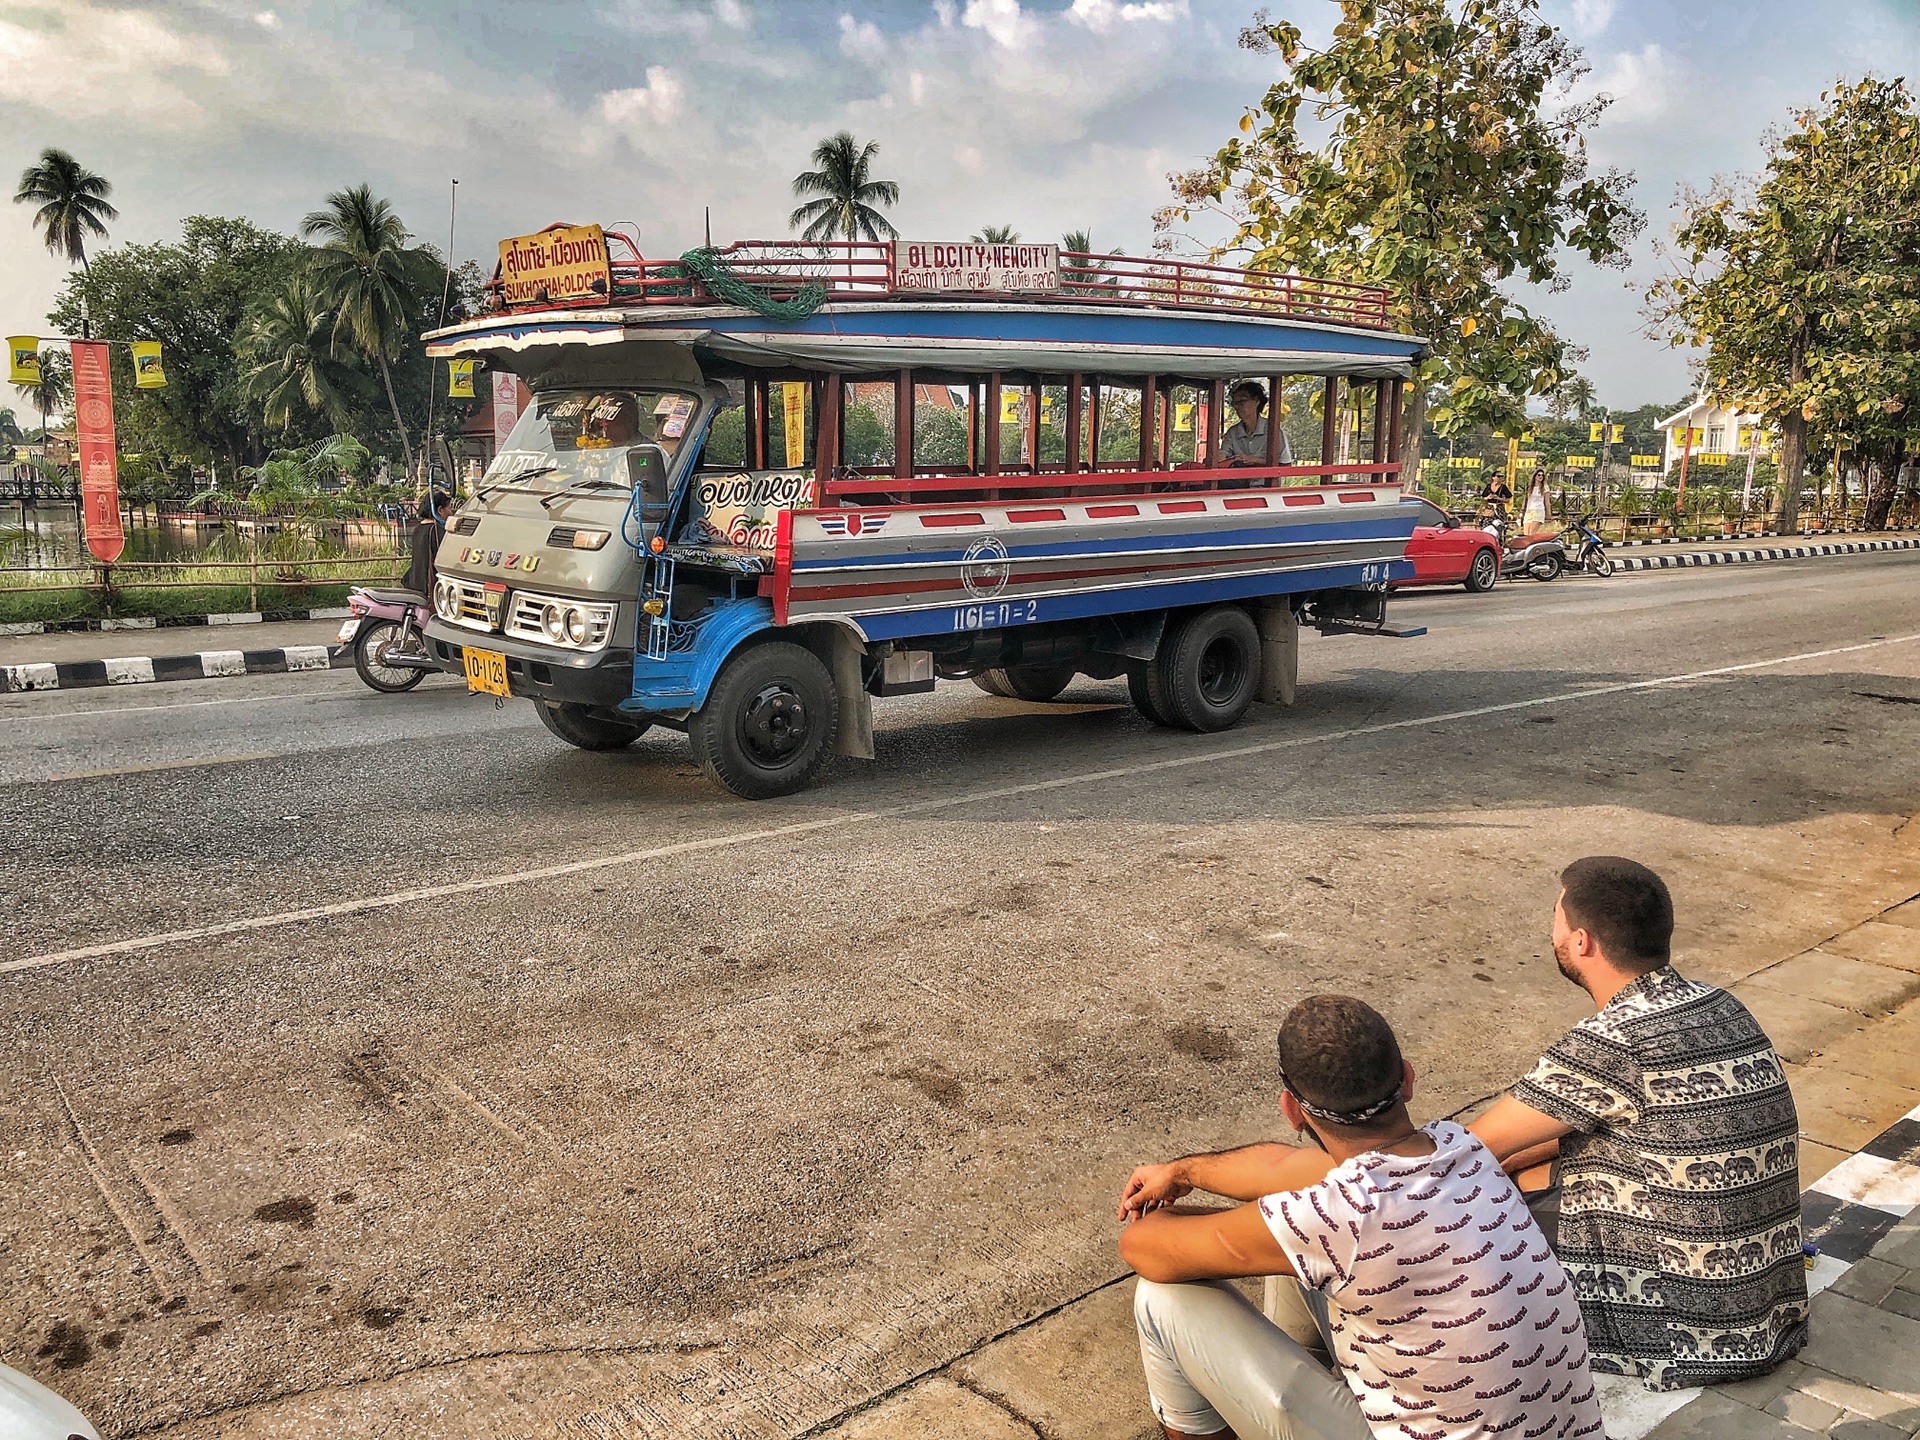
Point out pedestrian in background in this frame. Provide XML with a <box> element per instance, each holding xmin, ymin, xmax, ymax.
<box><xmin>405</xmin><ymin>492</ymin><xmax>450</xmax><ymax>596</ymax></box>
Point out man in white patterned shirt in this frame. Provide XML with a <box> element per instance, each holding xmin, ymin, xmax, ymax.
<box><xmin>1118</xmin><ymin>996</ymin><xmax>1601</xmax><ymax>1440</ymax></box>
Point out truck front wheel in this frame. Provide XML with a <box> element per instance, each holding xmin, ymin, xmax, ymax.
<box><xmin>690</xmin><ymin>641</ymin><xmax>838</xmax><ymax>799</ymax></box>
<box><xmin>534</xmin><ymin>700</ymin><xmax>650</xmax><ymax>751</ymax></box>
<box><xmin>1145</xmin><ymin>605</ymin><xmax>1262</xmax><ymax>732</ymax></box>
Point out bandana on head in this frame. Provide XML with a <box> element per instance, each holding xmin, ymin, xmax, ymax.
<box><xmin>1276</xmin><ymin>1043</ymin><xmax>1403</xmax><ymax>1127</ymax></box>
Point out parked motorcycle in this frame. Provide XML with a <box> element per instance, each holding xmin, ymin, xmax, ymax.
<box><xmin>1558</xmin><ymin>513</ymin><xmax>1615</xmax><ymax>577</ymax></box>
<box><xmin>1486</xmin><ymin>514</ymin><xmax>1569</xmax><ymax>581</ymax></box>
<box><xmin>339</xmin><ymin>586</ymin><xmax>437</xmax><ymax>693</ymax></box>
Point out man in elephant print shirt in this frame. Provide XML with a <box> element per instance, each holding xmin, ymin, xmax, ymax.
<box><xmin>1469</xmin><ymin>858</ymin><xmax>1808</xmax><ymax>1392</ymax></box>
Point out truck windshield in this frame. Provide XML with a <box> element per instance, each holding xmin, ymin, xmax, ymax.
<box><xmin>482</xmin><ymin>388</ymin><xmax>699</xmax><ymax>495</ymax></box>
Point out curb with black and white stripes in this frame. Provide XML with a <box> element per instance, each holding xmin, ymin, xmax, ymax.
<box><xmin>1614</xmin><ymin>527</ymin><xmax>1916</xmax><ymax>547</ymax></box>
<box><xmin>0</xmin><ymin>645</ymin><xmax>353</xmax><ymax>694</ymax></box>
<box><xmin>1615</xmin><ymin>537</ymin><xmax>1920</xmax><ymax>571</ymax></box>
<box><xmin>0</xmin><ymin>606</ymin><xmax>353</xmax><ymax>637</ymax></box>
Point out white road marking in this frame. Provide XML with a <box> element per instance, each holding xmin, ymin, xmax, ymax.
<box><xmin>8</xmin><ymin>630</ymin><xmax>1917</xmax><ymax>979</ymax></box>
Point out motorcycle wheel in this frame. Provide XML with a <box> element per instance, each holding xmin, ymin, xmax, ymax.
<box><xmin>352</xmin><ymin>620</ymin><xmax>428</xmax><ymax>692</ymax></box>
<box><xmin>1526</xmin><ymin>552</ymin><xmax>1564</xmax><ymax>582</ymax></box>
<box><xmin>1587</xmin><ymin>550</ymin><xmax>1615</xmax><ymax>578</ymax></box>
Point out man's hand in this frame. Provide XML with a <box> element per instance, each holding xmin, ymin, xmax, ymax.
<box><xmin>1118</xmin><ymin>1161</ymin><xmax>1192</xmax><ymax>1221</ymax></box>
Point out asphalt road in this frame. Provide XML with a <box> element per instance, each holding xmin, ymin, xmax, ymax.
<box><xmin>5</xmin><ymin>554</ymin><xmax>1920</xmax><ymax>1439</ymax></box>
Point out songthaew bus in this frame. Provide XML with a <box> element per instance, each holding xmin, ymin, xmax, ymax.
<box><xmin>421</xmin><ymin>227</ymin><xmax>1430</xmax><ymax>798</ymax></box>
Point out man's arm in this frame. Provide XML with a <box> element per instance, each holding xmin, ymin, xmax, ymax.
<box><xmin>1118</xmin><ymin>1141</ymin><xmax>1334</xmax><ymax>1220</ymax></box>
<box><xmin>1119</xmin><ymin>1201</ymin><xmax>1296</xmax><ymax>1284</ymax></box>
<box><xmin>1467</xmin><ymin>1094</ymin><xmax>1574</xmax><ymax>1176</ymax></box>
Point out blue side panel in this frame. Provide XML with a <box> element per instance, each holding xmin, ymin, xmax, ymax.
<box><xmin>851</xmin><ymin>558</ymin><xmax>1413</xmax><ymax>643</ymax></box>
<box><xmin>618</xmin><ymin>596</ymin><xmax>774</xmax><ymax>716</ymax></box>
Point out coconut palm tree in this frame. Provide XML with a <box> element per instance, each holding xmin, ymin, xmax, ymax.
<box><xmin>971</xmin><ymin>225</ymin><xmax>1020</xmax><ymax>243</ymax></box>
<box><xmin>238</xmin><ymin>274</ymin><xmax>374</xmax><ymax>433</ymax></box>
<box><xmin>300</xmin><ymin>184</ymin><xmax>422</xmax><ymax>474</ymax></box>
<box><xmin>789</xmin><ymin>133</ymin><xmax>900</xmax><ymax>244</ymax></box>
<box><xmin>14</xmin><ymin>350</ymin><xmax>72</xmax><ymax>440</ymax></box>
<box><xmin>14</xmin><ymin>148</ymin><xmax>117</xmax><ymax>270</ymax></box>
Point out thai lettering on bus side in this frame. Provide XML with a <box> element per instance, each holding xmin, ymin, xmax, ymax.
<box><xmin>695</xmin><ymin>471</ymin><xmax>814</xmax><ymax>509</ymax></box>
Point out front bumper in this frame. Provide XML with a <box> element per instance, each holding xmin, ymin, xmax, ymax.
<box><xmin>423</xmin><ymin>618</ymin><xmax>633</xmax><ymax>708</ymax></box>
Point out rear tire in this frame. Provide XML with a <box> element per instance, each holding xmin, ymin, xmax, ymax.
<box><xmin>1128</xmin><ymin>668</ymin><xmax>1172</xmax><ymax>726</ymax></box>
<box><xmin>352</xmin><ymin>620</ymin><xmax>428</xmax><ymax>693</ymax></box>
<box><xmin>1463</xmin><ymin>547</ymin><xmax>1499</xmax><ymax>592</ymax></box>
<box><xmin>689</xmin><ymin>641</ymin><xmax>837</xmax><ymax>799</ymax></box>
<box><xmin>1527</xmin><ymin>552</ymin><xmax>1564</xmax><ymax>582</ymax></box>
<box><xmin>1146</xmin><ymin>604</ymin><xmax>1262</xmax><ymax>732</ymax></box>
<box><xmin>977</xmin><ymin>663</ymin><xmax>1077</xmax><ymax>702</ymax></box>
<box><xmin>534</xmin><ymin>700</ymin><xmax>649</xmax><ymax>750</ymax></box>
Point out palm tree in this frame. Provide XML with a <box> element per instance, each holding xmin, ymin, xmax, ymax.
<box><xmin>239</xmin><ymin>274</ymin><xmax>374</xmax><ymax>432</ymax></box>
<box><xmin>14</xmin><ymin>148</ymin><xmax>117</xmax><ymax>270</ymax></box>
<box><xmin>972</xmin><ymin>225</ymin><xmax>1021</xmax><ymax>244</ymax></box>
<box><xmin>300</xmin><ymin>184</ymin><xmax>422</xmax><ymax>474</ymax></box>
<box><xmin>14</xmin><ymin>350</ymin><xmax>72</xmax><ymax>440</ymax></box>
<box><xmin>1061</xmin><ymin>229</ymin><xmax>1092</xmax><ymax>254</ymax></box>
<box><xmin>789</xmin><ymin>133</ymin><xmax>900</xmax><ymax>244</ymax></box>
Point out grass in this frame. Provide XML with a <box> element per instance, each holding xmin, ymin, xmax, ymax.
<box><xmin>0</xmin><ymin>556</ymin><xmax>404</xmax><ymax>624</ymax></box>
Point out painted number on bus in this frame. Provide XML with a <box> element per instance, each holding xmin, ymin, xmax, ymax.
<box><xmin>953</xmin><ymin>600</ymin><xmax>1040</xmax><ymax>631</ymax></box>
<box><xmin>1360</xmin><ymin>562</ymin><xmax>1390</xmax><ymax>587</ymax></box>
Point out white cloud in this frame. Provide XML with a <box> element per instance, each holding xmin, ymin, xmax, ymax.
<box><xmin>1577</xmin><ymin>44</ymin><xmax>1682</xmax><ymax>126</ymax></box>
<box><xmin>1568</xmin><ymin>0</ymin><xmax>1616</xmax><ymax>38</ymax></box>
<box><xmin>714</xmin><ymin>0</ymin><xmax>748</xmax><ymax>29</ymax></box>
<box><xmin>0</xmin><ymin>3</ymin><xmax>232</xmax><ymax>127</ymax></box>
<box><xmin>838</xmin><ymin>13</ymin><xmax>885</xmax><ymax>62</ymax></box>
<box><xmin>597</xmin><ymin>66</ymin><xmax>686</xmax><ymax>128</ymax></box>
<box><xmin>962</xmin><ymin>0</ymin><xmax>1032</xmax><ymax>48</ymax></box>
<box><xmin>1067</xmin><ymin>0</ymin><xmax>1189</xmax><ymax>33</ymax></box>
<box><xmin>254</xmin><ymin>10</ymin><xmax>281</xmax><ymax>28</ymax></box>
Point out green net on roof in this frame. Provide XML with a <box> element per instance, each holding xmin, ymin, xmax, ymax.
<box><xmin>667</xmin><ymin>247</ymin><xmax>829</xmax><ymax>323</ymax></box>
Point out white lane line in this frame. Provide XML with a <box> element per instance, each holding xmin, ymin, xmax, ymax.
<box><xmin>7</xmin><ymin>630</ymin><xmax>1918</xmax><ymax>978</ymax></box>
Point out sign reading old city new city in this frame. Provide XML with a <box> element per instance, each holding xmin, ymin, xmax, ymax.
<box><xmin>894</xmin><ymin>242</ymin><xmax>1059</xmax><ymax>293</ymax></box>
<box><xmin>498</xmin><ymin>224</ymin><xmax>612</xmax><ymax>307</ymax></box>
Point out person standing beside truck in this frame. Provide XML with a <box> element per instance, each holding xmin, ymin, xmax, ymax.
<box><xmin>404</xmin><ymin>493</ymin><xmax>449</xmax><ymax>596</ymax></box>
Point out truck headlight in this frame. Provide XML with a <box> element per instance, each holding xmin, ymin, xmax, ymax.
<box><xmin>564</xmin><ymin>606</ymin><xmax>589</xmax><ymax>644</ymax></box>
<box><xmin>541</xmin><ymin>602</ymin><xmax>567</xmax><ymax>642</ymax></box>
<box><xmin>433</xmin><ymin>577</ymin><xmax>458</xmax><ymax>620</ymax></box>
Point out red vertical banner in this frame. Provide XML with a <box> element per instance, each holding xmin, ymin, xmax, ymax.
<box><xmin>70</xmin><ymin>340</ymin><xmax>125</xmax><ymax>563</ymax></box>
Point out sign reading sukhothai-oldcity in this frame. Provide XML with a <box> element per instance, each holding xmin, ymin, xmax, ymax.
<box><xmin>498</xmin><ymin>224</ymin><xmax>612</xmax><ymax>307</ymax></box>
<box><xmin>894</xmin><ymin>242</ymin><xmax>1059</xmax><ymax>293</ymax></box>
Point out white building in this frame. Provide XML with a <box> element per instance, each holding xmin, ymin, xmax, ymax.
<box><xmin>1658</xmin><ymin>396</ymin><xmax>1769</xmax><ymax>474</ymax></box>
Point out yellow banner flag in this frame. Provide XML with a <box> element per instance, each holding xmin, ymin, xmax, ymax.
<box><xmin>1567</xmin><ymin>455</ymin><xmax>1596</xmax><ymax>469</ymax></box>
<box><xmin>7</xmin><ymin>337</ymin><xmax>40</xmax><ymax>386</ymax></box>
<box><xmin>1630</xmin><ymin>454</ymin><xmax>1662</xmax><ymax>468</ymax></box>
<box><xmin>1610</xmin><ymin>425</ymin><xmax>1625</xmax><ymax>443</ymax></box>
<box><xmin>1588</xmin><ymin>422</ymin><xmax>1604</xmax><ymax>443</ymax></box>
<box><xmin>448</xmin><ymin>359</ymin><xmax>475</xmax><ymax>398</ymax></box>
<box><xmin>131</xmin><ymin>340</ymin><xmax>167</xmax><ymax>389</ymax></box>
<box><xmin>783</xmin><ymin>381</ymin><xmax>807</xmax><ymax>467</ymax></box>
<box><xmin>1000</xmin><ymin>390</ymin><xmax>1021</xmax><ymax>424</ymax></box>
<box><xmin>1174</xmin><ymin>402</ymin><xmax>1194</xmax><ymax>432</ymax></box>
<box><xmin>1696</xmin><ymin>451</ymin><xmax>1729</xmax><ymax>466</ymax></box>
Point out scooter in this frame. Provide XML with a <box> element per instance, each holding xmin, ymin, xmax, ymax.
<box><xmin>1557</xmin><ymin>513</ymin><xmax>1614</xmax><ymax>577</ymax></box>
<box><xmin>1486</xmin><ymin>513</ymin><xmax>1568</xmax><ymax>581</ymax></box>
<box><xmin>339</xmin><ymin>585</ymin><xmax>437</xmax><ymax>692</ymax></box>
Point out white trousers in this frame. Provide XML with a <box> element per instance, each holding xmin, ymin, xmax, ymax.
<box><xmin>1132</xmin><ymin>1278</ymin><xmax>1371</xmax><ymax>1440</ymax></box>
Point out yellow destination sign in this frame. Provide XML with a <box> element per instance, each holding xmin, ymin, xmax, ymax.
<box><xmin>498</xmin><ymin>224</ymin><xmax>612</xmax><ymax>307</ymax></box>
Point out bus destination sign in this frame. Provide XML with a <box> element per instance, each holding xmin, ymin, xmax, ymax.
<box><xmin>498</xmin><ymin>224</ymin><xmax>613</xmax><ymax>307</ymax></box>
<box><xmin>894</xmin><ymin>242</ymin><xmax>1059</xmax><ymax>293</ymax></box>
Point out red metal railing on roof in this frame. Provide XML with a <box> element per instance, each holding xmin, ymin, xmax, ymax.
<box><xmin>487</xmin><ymin>238</ymin><xmax>1396</xmax><ymax>331</ymax></box>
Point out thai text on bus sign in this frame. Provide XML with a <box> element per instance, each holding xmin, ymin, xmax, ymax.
<box><xmin>894</xmin><ymin>242</ymin><xmax>1060</xmax><ymax>293</ymax></box>
<box><xmin>498</xmin><ymin>224</ymin><xmax>612</xmax><ymax>307</ymax></box>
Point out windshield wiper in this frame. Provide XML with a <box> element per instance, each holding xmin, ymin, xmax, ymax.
<box><xmin>538</xmin><ymin>478</ymin><xmax>628</xmax><ymax>510</ymax></box>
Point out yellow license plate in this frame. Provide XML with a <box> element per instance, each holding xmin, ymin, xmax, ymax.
<box><xmin>463</xmin><ymin>647</ymin><xmax>510</xmax><ymax>697</ymax></box>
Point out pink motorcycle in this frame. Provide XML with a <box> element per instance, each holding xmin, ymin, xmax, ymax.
<box><xmin>338</xmin><ymin>586</ymin><xmax>438</xmax><ymax>693</ymax></box>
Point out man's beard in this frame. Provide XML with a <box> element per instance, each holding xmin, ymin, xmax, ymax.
<box><xmin>1553</xmin><ymin>934</ymin><xmax>1581</xmax><ymax>985</ymax></box>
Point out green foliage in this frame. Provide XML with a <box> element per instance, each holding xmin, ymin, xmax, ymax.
<box><xmin>972</xmin><ymin>225</ymin><xmax>1021</xmax><ymax>243</ymax></box>
<box><xmin>1648</xmin><ymin>77</ymin><xmax>1920</xmax><ymax>529</ymax></box>
<box><xmin>13</xmin><ymin>347</ymin><xmax>70</xmax><ymax>423</ymax></box>
<box><xmin>239</xmin><ymin>272</ymin><xmax>376</xmax><ymax>432</ymax></box>
<box><xmin>1159</xmin><ymin>0</ymin><xmax>1642</xmax><ymax>452</ymax></box>
<box><xmin>789</xmin><ymin>133</ymin><xmax>901</xmax><ymax>243</ymax></box>
<box><xmin>14</xmin><ymin>147</ymin><xmax>116</xmax><ymax>267</ymax></box>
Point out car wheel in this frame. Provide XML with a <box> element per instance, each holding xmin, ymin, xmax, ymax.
<box><xmin>1147</xmin><ymin>604</ymin><xmax>1262</xmax><ymax>732</ymax></box>
<box><xmin>534</xmin><ymin>700</ymin><xmax>650</xmax><ymax>751</ymax></box>
<box><xmin>977</xmin><ymin>663</ymin><xmax>1077</xmax><ymax>702</ymax></box>
<box><xmin>1463</xmin><ymin>548</ymin><xmax>1499</xmax><ymax>592</ymax></box>
<box><xmin>689</xmin><ymin>641</ymin><xmax>838</xmax><ymax>799</ymax></box>
<box><xmin>352</xmin><ymin>620</ymin><xmax>428</xmax><ymax>692</ymax></box>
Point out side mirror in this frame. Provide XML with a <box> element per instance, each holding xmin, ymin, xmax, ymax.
<box><xmin>1443</xmin><ymin>514</ymin><xmax>1460</xmax><ymax>529</ymax></box>
<box><xmin>628</xmin><ymin>444</ymin><xmax>671</xmax><ymax>521</ymax></box>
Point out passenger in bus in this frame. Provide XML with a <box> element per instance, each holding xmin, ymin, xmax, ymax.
<box><xmin>1219</xmin><ymin>381</ymin><xmax>1292</xmax><ymax>472</ymax></box>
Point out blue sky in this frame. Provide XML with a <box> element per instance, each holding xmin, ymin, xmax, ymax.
<box><xmin>3</xmin><ymin>0</ymin><xmax>1916</xmax><ymax>411</ymax></box>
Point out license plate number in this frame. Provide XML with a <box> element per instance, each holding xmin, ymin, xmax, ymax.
<box><xmin>336</xmin><ymin>618</ymin><xmax>359</xmax><ymax>642</ymax></box>
<box><xmin>463</xmin><ymin>647</ymin><xmax>510</xmax><ymax>697</ymax></box>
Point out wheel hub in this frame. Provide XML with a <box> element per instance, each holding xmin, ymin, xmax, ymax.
<box><xmin>1197</xmin><ymin>637</ymin><xmax>1247</xmax><ymax>705</ymax></box>
<box><xmin>740</xmin><ymin>683</ymin><xmax>810</xmax><ymax>765</ymax></box>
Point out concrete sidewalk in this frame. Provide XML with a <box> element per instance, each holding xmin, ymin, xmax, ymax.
<box><xmin>0</xmin><ymin>616</ymin><xmax>351</xmax><ymax>667</ymax></box>
<box><xmin>809</xmin><ymin>894</ymin><xmax>1920</xmax><ymax>1440</ymax></box>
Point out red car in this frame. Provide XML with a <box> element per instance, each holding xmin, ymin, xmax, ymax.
<box><xmin>1393</xmin><ymin>499</ymin><xmax>1502</xmax><ymax>592</ymax></box>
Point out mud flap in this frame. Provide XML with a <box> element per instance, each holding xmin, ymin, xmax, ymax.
<box><xmin>830</xmin><ymin>628</ymin><xmax>875</xmax><ymax>759</ymax></box>
<box><xmin>1252</xmin><ymin>602</ymin><xmax>1298</xmax><ymax>707</ymax></box>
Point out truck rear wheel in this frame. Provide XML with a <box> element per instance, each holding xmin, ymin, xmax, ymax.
<box><xmin>1146</xmin><ymin>604</ymin><xmax>1262</xmax><ymax>732</ymax></box>
<box><xmin>975</xmin><ymin>664</ymin><xmax>1077</xmax><ymax>702</ymax></box>
<box><xmin>689</xmin><ymin>641</ymin><xmax>838</xmax><ymax>799</ymax></box>
<box><xmin>1127</xmin><ymin>668</ymin><xmax>1173</xmax><ymax>725</ymax></box>
<box><xmin>534</xmin><ymin>700</ymin><xmax>650</xmax><ymax>751</ymax></box>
